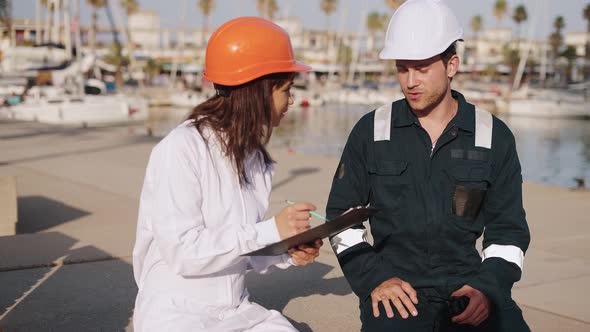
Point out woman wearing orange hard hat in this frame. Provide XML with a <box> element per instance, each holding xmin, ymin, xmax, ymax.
<box><xmin>132</xmin><ymin>17</ymin><xmax>322</xmax><ymax>331</ymax></box>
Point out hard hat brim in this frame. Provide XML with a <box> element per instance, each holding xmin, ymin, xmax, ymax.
<box><xmin>379</xmin><ymin>38</ymin><xmax>463</xmax><ymax>61</ymax></box>
<box><xmin>205</xmin><ymin>60</ymin><xmax>312</xmax><ymax>87</ymax></box>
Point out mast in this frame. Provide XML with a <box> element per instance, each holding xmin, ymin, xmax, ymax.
<box><xmin>52</xmin><ymin>0</ymin><xmax>60</xmax><ymax>43</ymax></box>
<box><xmin>170</xmin><ymin>0</ymin><xmax>187</xmax><ymax>88</ymax></box>
<box><xmin>36</xmin><ymin>0</ymin><xmax>42</xmax><ymax>44</ymax></box>
<box><xmin>63</xmin><ymin>0</ymin><xmax>72</xmax><ymax>60</ymax></box>
<box><xmin>328</xmin><ymin>6</ymin><xmax>347</xmax><ymax>83</ymax></box>
<box><xmin>512</xmin><ymin>1</ymin><xmax>538</xmax><ymax>91</ymax></box>
<box><xmin>539</xmin><ymin>0</ymin><xmax>549</xmax><ymax>84</ymax></box>
<box><xmin>111</xmin><ymin>0</ymin><xmax>140</xmax><ymax>86</ymax></box>
<box><xmin>73</xmin><ymin>0</ymin><xmax>84</xmax><ymax>95</ymax></box>
<box><xmin>347</xmin><ymin>4</ymin><xmax>368</xmax><ymax>84</ymax></box>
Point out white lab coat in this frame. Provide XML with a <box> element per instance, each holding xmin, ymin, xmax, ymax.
<box><xmin>132</xmin><ymin>121</ymin><xmax>297</xmax><ymax>332</ymax></box>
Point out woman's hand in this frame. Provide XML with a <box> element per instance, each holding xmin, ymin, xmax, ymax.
<box><xmin>275</xmin><ymin>202</ymin><xmax>316</xmax><ymax>239</ymax></box>
<box><xmin>288</xmin><ymin>239</ymin><xmax>323</xmax><ymax>266</ymax></box>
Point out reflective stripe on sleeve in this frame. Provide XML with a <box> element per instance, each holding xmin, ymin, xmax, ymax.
<box><xmin>330</xmin><ymin>228</ymin><xmax>368</xmax><ymax>255</ymax></box>
<box><xmin>475</xmin><ymin>108</ymin><xmax>493</xmax><ymax>149</ymax></box>
<box><xmin>374</xmin><ymin>103</ymin><xmax>393</xmax><ymax>141</ymax></box>
<box><xmin>482</xmin><ymin>244</ymin><xmax>524</xmax><ymax>270</ymax></box>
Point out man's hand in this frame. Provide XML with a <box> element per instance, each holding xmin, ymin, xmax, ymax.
<box><xmin>370</xmin><ymin>277</ymin><xmax>419</xmax><ymax>319</ymax></box>
<box><xmin>288</xmin><ymin>239</ymin><xmax>323</xmax><ymax>266</ymax></box>
<box><xmin>450</xmin><ymin>285</ymin><xmax>492</xmax><ymax>326</ymax></box>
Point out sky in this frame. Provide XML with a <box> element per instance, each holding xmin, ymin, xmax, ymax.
<box><xmin>14</xmin><ymin>0</ymin><xmax>590</xmax><ymax>39</ymax></box>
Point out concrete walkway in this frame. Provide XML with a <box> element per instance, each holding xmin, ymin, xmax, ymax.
<box><xmin>0</xmin><ymin>120</ymin><xmax>588</xmax><ymax>331</ymax></box>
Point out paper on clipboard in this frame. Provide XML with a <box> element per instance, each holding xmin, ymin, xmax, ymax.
<box><xmin>243</xmin><ymin>206</ymin><xmax>379</xmax><ymax>256</ymax></box>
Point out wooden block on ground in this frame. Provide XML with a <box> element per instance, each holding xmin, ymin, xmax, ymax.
<box><xmin>0</xmin><ymin>176</ymin><xmax>17</xmax><ymax>236</ymax></box>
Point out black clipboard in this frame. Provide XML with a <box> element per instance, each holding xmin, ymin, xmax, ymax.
<box><xmin>243</xmin><ymin>207</ymin><xmax>378</xmax><ymax>256</ymax></box>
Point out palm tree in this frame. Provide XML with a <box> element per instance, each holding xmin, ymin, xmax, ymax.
<box><xmin>256</xmin><ymin>0</ymin><xmax>278</xmax><ymax>20</ymax></box>
<box><xmin>86</xmin><ymin>0</ymin><xmax>106</xmax><ymax>55</ymax></box>
<box><xmin>319</xmin><ymin>0</ymin><xmax>337</xmax><ymax>62</ymax></box>
<box><xmin>144</xmin><ymin>58</ymin><xmax>160</xmax><ymax>84</ymax></box>
<box><xmin>584</xmin><ymin>4</ymin><xmax>590</xmax><ymax>35</ymax></box>
<box><xmin>553</xmin><ymin>15</ymin><xmax>565</xmax><ymax>32</ymax></box>
<box><xmin>198</xmin><ymin>0</ymin><xmax>214</xmax><ymax>44</ymax></box>
<box><xmin>40</xmin><ymin>0</ymin><xmax>54</xmax><ymax>43</ymax></box>
<box><xmin>0</xmin><ymin>0</ymin><xmax>12</xmax><ymax>45</ymax></box>
<box><xmin>120</xmin><ymin>0</ymin><xmax>139</xmax><ymax>76</ymax></box>
<box><xmin>493</xmin><ymin>0</ymin><xmax>508</xmax><ymax>27</ymax></box>
<box><xmin>366</xmin><ymin>11</ymin><xmax>387</xmax><ymax>51</ymax></box>
<box><xmin>583</xmin><ymin>4</ymin><xmax>590</xmax><ymax>63</ymax></box>
<box><xmin>384</xmin><ymin>0</ymin><xmax>404</xmax><ymax>11</ymax></box>
<box><xmin>502</xmin><ymin>44</ymin><xmax>520</xmax><ymax>80</ymax></box>
<box><xmin>104</xmin><ymin>0</ymin><xmax>125</xmax><ymax>86</ymax></box>
<box><xmin>512</xmin><ymin>5</ymin><xmax>527</xmax><ymax>47</ymax></box>
<box><xmin>470</xmin><ymin>15</ymin><xmax>482</xmax><ymax>39</ymax></box>
<box><xmin>470</xmin><ymin>15</ymin><xmax>482</xmax><ymax>66</ymax></box>
<box><xmin>549</xmin><ymin>32</ymin><xmax>563</xmax><ymax>58</ymax></box>
<box><xmin>549</xmin><ymin>16</ymin><xmax>565</xmax><ymax>60</ymax></box>
<box><xmin>560</xmin><ymin>45</ymin><xmax>577</xmax><ymax>81</ymax></box>
<box><xmin>120</xmin><ymin>0</ymin><xmax>138</xmax><ymax>16</ymax></box>
<box><xmin>320</xmin><ymin>0</ymin><xmax>338</xmax><ymax>31</ymax></box>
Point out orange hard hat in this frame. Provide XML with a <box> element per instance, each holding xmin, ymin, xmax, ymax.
<box><xmin>203</xmin><ymin>17</ymin><xmax>311</xmax><ymax>86</ymax></box>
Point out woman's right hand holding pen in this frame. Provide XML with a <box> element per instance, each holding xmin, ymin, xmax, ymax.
<box><xmin>275</xmin><ymin>202</ymin><xmax>323</xmax><ymax>266</ymax></box>
<box><xmin>275</xmin><ymin>202</ymin><xmax>316</xmax><ymax>239</ymax></box>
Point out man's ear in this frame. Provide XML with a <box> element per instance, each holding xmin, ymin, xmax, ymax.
<box><xmin>447</xmin><ymin>54</ymin><xmax>460</xmax><ymax>79</ymax></box>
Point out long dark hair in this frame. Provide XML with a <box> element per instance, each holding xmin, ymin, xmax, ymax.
<box><xmin>186</xmin><ymin>72</ymin><xmax>294</xmax><ymax>186</ymax></box>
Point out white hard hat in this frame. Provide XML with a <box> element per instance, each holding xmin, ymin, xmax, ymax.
<box><xmin>379</xmin><ymin>0</ymin><xmax>463</xmax><ymax>60</ymax></box>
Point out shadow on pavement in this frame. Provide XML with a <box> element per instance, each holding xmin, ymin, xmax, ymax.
<box><xmin>16</xmin><ymin>196</ymin><xmax>91</xmax><ymax>233</ymax></box>
<box><xmin>273</xmin><ymin>167</ymin><xmax>320</xmax><ymax>191</ymax></box>
<box><xmin>0</xmin><ymin>231</ymin><xmax>347</xmax><ymax>331</ymax></box>
<box><xmin>246</xmin><ymin>261</ymin><xmax>352</xmax><ymax>332</ymax></box>
<box><xmin>0</xmin><ymin>232</ymin><xmax>136</xmax><ymax>332</ymax></box>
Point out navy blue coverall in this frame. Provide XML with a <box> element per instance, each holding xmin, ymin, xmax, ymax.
<box><xmin>327</xmin><ymin>91</ymin><xmax>531</xmax><ymax>331</ymax></box>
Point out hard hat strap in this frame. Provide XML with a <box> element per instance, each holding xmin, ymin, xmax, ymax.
<box><xmin>214</xmin><ymin>84</ymin><xmax>233</xmax><ymax>97</ymax></box>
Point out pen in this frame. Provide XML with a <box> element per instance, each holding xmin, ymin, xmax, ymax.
<box><xmin>285</xmin><ymin>200</ymin><xmax>328</xmax><ymax>221</ymax></box>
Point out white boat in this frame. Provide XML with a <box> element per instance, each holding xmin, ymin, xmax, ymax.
<box><xmin>2</xmin><ymin>94</ymin><xmax>149</xmax><ymax>126</ymax></box>
<box><xmin>501</xmin><ymin>0</ymin><xmax>590</xmax><ymax>120</ymax></box>
<box><xmin>505</xmin><ymin>98</ymin><xmax>589</xmax><ymax>119</ymax></box>
<box><xmin>322</xmin><ymin>87</ymin><xmax>404</xmax><ymax>106</ymax></box>
<box><xmin>292</xmin><ymin>88</ymin><xmax>326</xmax><ymax>107</ymax></box>
<box><xmin>169</xmin><ymin>91</ymin><xmax>207</xmax><ymax>108</ymax></box>
<box><xmin>501</xmin><ymin>87</ymin><xmax>590</xmax><ymax>119</ymax></box>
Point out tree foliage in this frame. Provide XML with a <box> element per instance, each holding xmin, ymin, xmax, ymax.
<box><xmin>470</xmin><ymin>15</ymin><xmax>483</xmax><ymax>36</ymax></box>
<box><xmin>384</xmin><ymin>0</ymin><xmax>404</xmax><ymax>11</ymax></box>
<box><xmin>493</xmin><ymin>0</ymin><xmax>508</xmax><ymax>26</ymax></box>
<box><xmin>257</xmin><ymin>0</ymin><xmax>278</xmax><ymax>20</ymax></box>
<box><xmin>121</xmin><ymin>0</ymin><xmax>139</xmax><ymax>15</ymax></box>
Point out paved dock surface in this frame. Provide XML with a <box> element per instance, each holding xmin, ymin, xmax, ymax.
<box><xmin>0</xmin><ymin>120</ymin><xmax>588</xmax><ymax>331</ymax></box>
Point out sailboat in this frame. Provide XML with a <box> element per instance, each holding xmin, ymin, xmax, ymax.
<box><xmin>504</xmin><ymin>86</ymin><xmax>589</xmax><ymax>119</ymax></box>
<box><xmin>501</xmin><ymin>0</ymin><xmax>590</xmax><ymax>119</ymax></box>
<box><xmin>2</xmin><ymin>0</ymin><xmax>149</xmax><ymax>126</ymax></box>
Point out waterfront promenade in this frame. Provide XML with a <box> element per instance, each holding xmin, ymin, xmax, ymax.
<box><xmin>0</xmin><ymin>119</ymin><xmax>588</xmax><ymax>331</ymax></box>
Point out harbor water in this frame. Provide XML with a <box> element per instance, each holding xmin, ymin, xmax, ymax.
<box><xmin>148</xmin><ymin>103</ymin><xmax>590</xmax><ymax>189</ymax></box>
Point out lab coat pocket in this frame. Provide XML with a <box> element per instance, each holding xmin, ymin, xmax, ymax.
<box><xmin>369</xmin><ymin>160</ymin><xmax>410</xmax><ymax>215</ymax></box>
